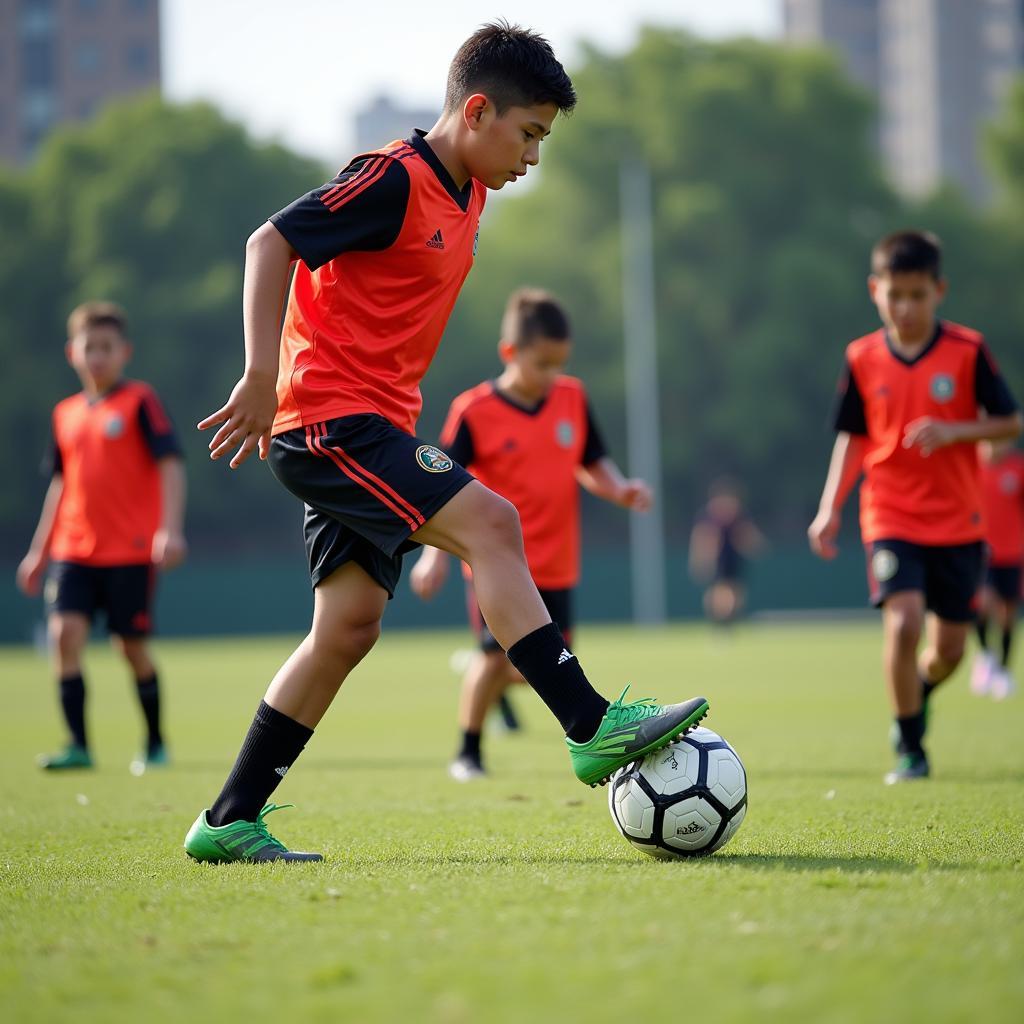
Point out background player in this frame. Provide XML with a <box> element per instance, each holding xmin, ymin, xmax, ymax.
<box><xmin>808</xmin><ymin>230</ymin><xmax>1021</xmax><ymax>784</ymax></box>
<box><xmin>409</xmin><ymin>288</ymin><xmax>652</xmax><ymax>780</ymax></box>
<box><xmin>183</xmin><ymin>23</ymin><xmax>709</xmax><ymax>864</ymax></box>
<box><xmin>16</xmin><ymin>301</ymin><xmax>187</xmax><ymax>774</ymax></box>
<box><xmin>688</xmin><ymin>476</ymin><xmax>766</xmax><ymax>629</ymax></box>
<box><xmin>972</xmin><ymin>438</ymin><xmax>1024</xmax><ymax>699</ymax></box>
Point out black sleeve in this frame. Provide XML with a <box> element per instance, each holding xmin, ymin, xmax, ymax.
<box><xmin>444</xmin><ymin>419</ymin><xmax>475</xmax><ymax>468</ymax></box>
<box><xmin>975</xmin><ymin>344</ymin><xmax>1020</xmax><ymax>416</ymax></box>
<box><xmin>44</xmin><ymin>425</ymin><xmax>62</xmax><ymax>477</ymax></box>
<box><xmin>831</xmin><ymin>358</ymin><xmax>868</xmax><ymax>435</ymax></box>
<box><xmin>269</xmin><ymin>156</ymin><xmax>410</xmax><ymax>271</ymax></box>
<box><xmin>581</xmin><ymin>401</ymin><xmax>609</xmax><ymax>466</ymax></box>
<box><xmin>138</xmin><ymin>392</ymin><xmax>183</xmax><ymax>460</ymax></box>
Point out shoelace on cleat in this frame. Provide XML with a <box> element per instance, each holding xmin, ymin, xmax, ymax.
<box><xmin>604</xmin><ymin>686</ymin><xmax>661</xmax><ymax>724</ymax></box>
<box><xmin>250</xmin><ymin>802</ymin><xmax>294</xmax><ymax>853</ymax></box>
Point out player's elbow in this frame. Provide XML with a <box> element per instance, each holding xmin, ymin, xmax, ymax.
<box><xmin>245</xmin><ymin>220</ymin><xmax>294</xmax><ymax>262</ymax></box>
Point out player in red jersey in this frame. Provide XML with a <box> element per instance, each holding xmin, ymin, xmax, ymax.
<box><xmin>971</xmin><ymin>440</ymin><xmax>1024</xmax><ymax>699</ymax></box>
<box><xmin>183</xmin><ymin>23</ymin><xmax>710</xmax><ymax>864</ymax></box>
<box><xmin>409</xmin><ymin>289</ymin><xmax>652</xmax><ymax>780</ymax></box>
<box><xmin>808</xmin><ymin>231</ymin><xmax>1022</xmax><ymax>783</ymax></box>
<box><xmin>16</xmin><ymin>302</ymin><xmax>187</xmax><ymax>774</ymax></box>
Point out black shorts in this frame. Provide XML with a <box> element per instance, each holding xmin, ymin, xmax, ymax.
<box><xmin>466</xmin><ymin>579</ymin><xmax>573</xmax><ymax>653</ymax></box>
<box><xmin>44</xmin><ymin>561</ymin><xmax>155</xmax><ymax>637</ymax></box>
<box><xmin>986</xmin><ymin>564</ymin><xmax>1022</xmax><ymax>602</ymax></box>
<box><xmin>866</xmin><ymin>539</ymin><xmax>985</xmax><ymax>622</ymax></box>
<box><xmin>269</xmin><ymin>414</ymin><xmax>474</xmax><ymax>596</ymax></box>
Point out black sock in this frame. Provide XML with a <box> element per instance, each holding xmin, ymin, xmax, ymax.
<box><xmin>208</xmin><ymin>701</ymin><xmax>313</xmax><ymax>826</ymax></box>
<box><xmin>459</xmin><ymin>730</ymin><xmax>482</xmax><ymax>762</ymax></box>
<box><xmin>506</xmin><ymin>623</ymin><xmax>609</xmax><ymax>742</ymax></box>
<box><xmin>895</xmin><ymin>712</ymin><xmax>925</xmax><ymax>756</ymax></box>
<box><xmin>1001</xmin><ymin>628</ymin><xmax>1013</xmax><ymax>668</ymax></box>
<box><xmin>59</xmin><ymin>673</ymin><xmax>87</xmax><ymax>749</ymax></box>
<box><xmin>921</xmin><ymin>675</ymin><xmax>938</xmax><ymax>703</ymax></box>
<box><xmin>134</xmin><ymin>673</ymin><xmax>162</xmax><ymax>751</ymax></box>
<box><xmin>976</xmin><ymin>617</ymin><xmax>989</xmax><ymax>648</ymax></box>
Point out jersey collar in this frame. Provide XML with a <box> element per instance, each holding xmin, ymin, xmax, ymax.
<box><xmin>83</xmin><ymin>379</ymin><xmax>126</xmax><ymax>406</ymax></box>
<box><xmin>408</xmin><ymin>130</ymin><xmax>473</xmax><ymax>213</ymax></box>
<box><xmin>490</xmin><ymin>380</ymin><xmax>549</xmax><ymax>417</ymax></box>
<box><xmin>884</xmin><ymin>320</ymin><xmax>943</xmax><ymax>366</ymax></box>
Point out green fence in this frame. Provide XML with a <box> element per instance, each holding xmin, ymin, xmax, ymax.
<box><xmin>1</xmin><ymin>543</ymin><xmax>870</xmax><ymax>645</ymax></box>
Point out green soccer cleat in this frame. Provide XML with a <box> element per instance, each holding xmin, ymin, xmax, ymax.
<box><xmin>567</xmin><ymin>686</ymin><xmax>710</xmax><ymax>787</ymax></box>
<box><xmin>183</xmin><ymin>803</ymin><xmax>323</xmax><ymax>863</ymax></box>
<box><xmin>884</xmin><ymin>752</ymin><xmax>930</xmax><ymax>785</ymax></box>
<box><xmin>129</xmin><ymin>742</ymin><xmax>170</xmax><ymax>777</ymax></box>
<box><xmin>37</xmin><ymin>743</ymin><xmax>93</xmax><ymax>771</ymax></box>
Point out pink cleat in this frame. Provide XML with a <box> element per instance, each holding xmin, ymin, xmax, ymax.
<box><xmin>970</xmin><ymin>652</ymin><xmax>996</xmax><ymax>697</ymax></box>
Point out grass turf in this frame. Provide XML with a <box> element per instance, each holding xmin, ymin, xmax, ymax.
<box><xmin>1</xmin><ymin>622</ymin><xmax>1022</xmax><ymax>1024</ymax></box>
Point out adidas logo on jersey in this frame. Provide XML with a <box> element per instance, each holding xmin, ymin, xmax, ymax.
<box><xmin>426</xmin><ymin>229</ymin><xmax>446</xmax><ymax>250</ymax></box>
<box><xmin>274</xmin><ymin>766</ymin><xmax>289</xmax><ymax>777</ymax></box>
<box><xmin>557</xmin><ymin>648</ymin><xmax>575</xmax><ymax>665</ymax></box>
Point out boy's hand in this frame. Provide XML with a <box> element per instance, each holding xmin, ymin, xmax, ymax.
<box><xmin>152</xmin><ymin>529</ymin><xmax>188</xmax><ymax>570</ymax></box>
<box><xmin>198</xmin><ymin>373</ymin><xmax>278</xmax><ymax>468</ymax></box>
<box><xmin>903</xmin><ymin>417</ymin><xmax>957</xmax><ymax>457</ymax></box>
<box><xmin>808</xmin><ymin>509</ymin><xmax>841</xmax><ymax>560</ymax></box>
<box><xmin>15</xmin><ymin>550</ymin><xmax>47</xmax><ymax>596</ymax></box>
<box><xmin>410</xmin><ymin>551</ymin><xmax>448</xmax><ymax>600</ymax></box>
<box><xmin>618</xmin><ymin>479</ymin><xmax>653</xmax><ymax>512</ymax></box>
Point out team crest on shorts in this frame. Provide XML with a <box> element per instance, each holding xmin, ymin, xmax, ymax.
<box><xmin>104</xmin><ymin>414</ymin><xmax>125</xmax><ymax>439</ymax></box>
<box><xmin>556</xmin><ymin>420</ymin><xmax>575</xmax><ymax>448</ymax></box>
<box><xmin>416</xmin><ymin>445</ymin><xmax>453</xmax><ymax>473</ymax></box>
<box><xmin>929</xmin><ymin>373</ymin><xmax>955</xmax><ymax>403</ymax></box>
<box><xmin>872</xmin><ymin>548</ymin><xmax>899</xmax><ymax>583</ymax></box>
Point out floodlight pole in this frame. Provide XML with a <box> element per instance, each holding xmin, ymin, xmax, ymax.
<box><xmin>620</xmin><ymin>158</ymin><xmax>667</xmax><ymax>625</ymax></box>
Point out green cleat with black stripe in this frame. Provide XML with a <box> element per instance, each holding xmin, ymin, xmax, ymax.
<box><xmin>567</xmin><ymin>686</ymin><xmax>710</xmax><ymax>787</ymax></box>
<box><xmin>184</xmin><ymin>803</ymin><xmax>323</xmax><ymax>863</ymax></box>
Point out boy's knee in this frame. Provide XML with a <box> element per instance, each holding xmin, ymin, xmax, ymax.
<box><xmin>316</xmin><ymin>616</ymin><xmax>381</xmax><ymax>665</ymax></box>
<box><xmin>934</xmin><ymin>634</ymin><xmax>966</xmax><ymax>667</ymax></box>
<box><xmin>886</xmin><ymin>606</ymin><xmax>923</xmax><ymax>648</ymax></box>
<box><xmin>471</xmin><ymin>492</ymin><xmax>522</xmax><ymax>551</ymax></box>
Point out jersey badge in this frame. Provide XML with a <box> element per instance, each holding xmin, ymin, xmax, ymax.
<box><xmin>416</xmin><ymin>445</ymin><xmax>453</xmax><ymax>473</ymax></box>
<box><xmin>929</xmin><ymin>373</ymin><xmax>955</xmax><ymax>403</ymax></box>
<box><xmin>556</xmin><ymin>420</ymin><xmax>575</xmax><ymax>448</ymax></box>
<box><xmin>872</xmin><ymin>548</ymin><xmax>899</xmax><ymax>583</ymax></box>
<box><xmin>426</xmin><ymin>229</ymin><xmax>445</xmax><ymax>250</ymax></box>
<box><xmin>104</xmin><ymin>413</ymin><xmax>125</xmax><ymax>439</ymax></box>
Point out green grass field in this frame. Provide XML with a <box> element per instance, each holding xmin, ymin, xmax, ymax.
<box><xmin>2</xmin><ymin>622</ymin><xmax>1022</xmax><ymax>1024</ymax></box>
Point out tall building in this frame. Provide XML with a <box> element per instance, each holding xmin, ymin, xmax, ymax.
<box><xmin>0</xmin><ymin>0</ymin><xmax>161</xmax><ymax>165</ymax></box>
<box><xmin>353</xmin><ymin>95</ymin><xmax>438</xmax><ymax>154</ymax></box>
<box><xmin>783</xmin><ymin>0</ymin><xmax>1024</xmax><ymax>201</ymax></box>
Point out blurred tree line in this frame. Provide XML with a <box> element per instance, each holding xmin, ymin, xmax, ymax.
<box><xmin>4</xmin><ymin>30</ymin><xmax>1024</xmax><ymax>561</ymax></box>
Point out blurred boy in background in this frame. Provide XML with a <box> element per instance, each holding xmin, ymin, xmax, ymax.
<box><xmin>16</xmin><ymin>302</ymin><xmax>187</xmax><ymax>774</ymax></box>
<box><xmin>972</xmin><ymin>439</ymin><xmax>1024</xmax><ymax>699</ymax></box>
<box><xmin>411</xmin><ymin>288</ymin><xmax>651</xmax><ymax>780</ymax></box>
<box><xmin>808</xmin><ymin>230</ymin><xmax>1021</xmax><ymax>784</ymax></box>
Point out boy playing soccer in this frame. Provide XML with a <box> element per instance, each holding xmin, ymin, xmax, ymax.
<box><xmin>184</xmin><ymin>22</ymin><xmax>709</xmax><ymax>863</ymax></box>
<box><xmin>16</xmin><ymin>302</ymin><xmax>187</xmax><ymax>774</ymax></box>
<box><xmin>409</xmin><ymin>288</ymin><xmax>652</xmax><ymax>781</ymax></box>
<box><xmin>808</xmin><ymin>230</ymin><xmax>1021</xmax><ymax>784</ymax></box>
<box><xmin>971</xmin><ymin>439</ymin><xmax>1024</xmax><ymax>699</ymax></box>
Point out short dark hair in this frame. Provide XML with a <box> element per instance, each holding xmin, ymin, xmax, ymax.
<box><xmin>444</xmin><ymin>20</ymin><xmax>576</xmax><ymax>116</ymax></box>
<box><xmin>67</xmin><ymin>300</ymin><xmax>127</xmax><ymax>339</ymax></box>
<box><xmin>871</xmin><ymin>230</ymin><xmax>943</xmax><ymax>280</ymax></box>
<box><xmin>501</xmin><ymin>288</ymin><xmax>571</xmax><ymax>348</ymax></box>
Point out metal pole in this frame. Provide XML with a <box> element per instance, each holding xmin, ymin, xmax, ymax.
<box><xmin>619</xmin><ymin>158</ymin><xmax>667</xmax><ymax>624</ymax></box>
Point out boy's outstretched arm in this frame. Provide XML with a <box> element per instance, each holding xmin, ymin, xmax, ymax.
<box><xmin>808</xmin><ymin>432</ymin><xmax>866</xmax><ymax>560</ymax></box>
<box><xmin>575</xmin><ymin>457</ymin><xmax>652</xmax><ymax>512</ymax></box>
<box><xmin>902</xmin><ymin>410</ymin><xmax>1023</xmax><ymax>457</ymax></box>
<box><xmin>16</xmin><ymin>474</ymin><xmax>64</xmax><ymax>596</ymax></box>
<box><xmin>153</xmin><ymin>456</ymin><xmax>188</xmax><ymax>569</ymax></box>
<box><xmin>199</xmin><ymin>222</ymin><xmax>296</xmax><ymax>469</ymax></box>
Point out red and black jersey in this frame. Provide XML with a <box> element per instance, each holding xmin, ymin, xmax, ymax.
<box><xmin>440</xmin><ymin>376</ymin><xmax>607</xmax><ymax>589</ymax></box>
<box><xmin>270</xmin><ymin>131</ymin><xmax>486</xmax><ymax>437</ymax></box>
<box><xmin>982</xmin><ymin>450</ymin><xmax>1024</xmax><ymax>567</ymax></box>
<box><xmin>832</xmin><ymin>321</ymin><xmax>1018</xmax><ymax>545</ymax></box>
<box><xmin>49</xmin><ymin>380</ymin><xmax>181</xmax><ymax>566</ymax></box>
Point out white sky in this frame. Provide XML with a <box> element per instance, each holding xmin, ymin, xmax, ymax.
<box><xmin>161</xmin><ymin>1</ymin><xmax>779</xmax><ymax>164</ymax></box>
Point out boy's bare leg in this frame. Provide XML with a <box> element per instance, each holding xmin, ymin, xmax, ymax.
<box><xmin>460</xmin><ymin>651</ymin><xmax>509</xmax><ymax>734</ymax></box>
<box><xmin>918</xmin><ymin>613</ymin><xmax>970</xmax><ymax>693</ymax></box>
<box><xmin>114</xmin><ymin>636</ymin><xmax>165</xmax><ymax>769</ymax></box>
<box><xmin>881</xmin><ymin>592</ymin><xmax>930</xmax><ymax>778</ymax></box>
<box><xmin>42</xmin><ymin>612</ymin><xmax>91</xmax><ymax>763</ymax></box>
<box><xmin>206</xmin><ymin>562</ymin><xmax>387</xmax><ymax>826</ymax></box>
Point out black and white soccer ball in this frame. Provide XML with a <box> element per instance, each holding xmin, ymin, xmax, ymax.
<box><xmin>608</xmin><ymin>726</ymin><xmax>747</xmax><ymax>858</ymax></box>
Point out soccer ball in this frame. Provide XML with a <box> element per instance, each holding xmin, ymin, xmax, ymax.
<box><xmin>608</xmin><ymin>727</ymin><xmax>747</xmax><ymax>858</ymax></box>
